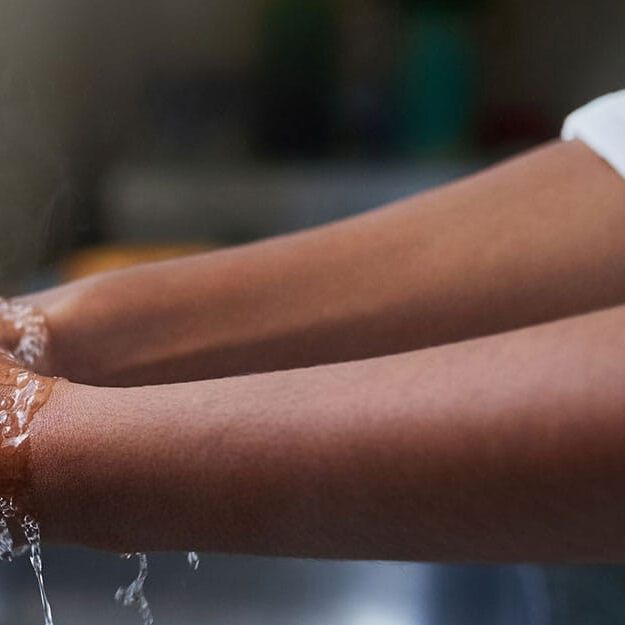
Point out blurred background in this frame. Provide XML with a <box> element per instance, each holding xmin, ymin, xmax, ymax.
<box><xmin>0</xmin><ymin>0</ymin><xmax>625</xmax><ymax>623</ymax></box>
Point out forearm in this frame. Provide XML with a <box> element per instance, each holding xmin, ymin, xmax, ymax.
<box><xmin>30</xmin><ymin>139</ymin><xmax>625</xmax><ymax>385</ymax></box>
<box><xmin>29</xmin><ymin>303</ymin><xmax>625</xmax><ymax>561</ymax></box>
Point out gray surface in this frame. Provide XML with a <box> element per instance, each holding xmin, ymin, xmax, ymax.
<box><xmin>0</xmin><ymin>549</ymin><xmax>552</xmax><ymax>625</ymax></box>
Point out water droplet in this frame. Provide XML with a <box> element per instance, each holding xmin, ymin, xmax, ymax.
<box><xmin>116</xmin><ymin>553</ymin><xmax>154</xmax><ymax>625</ymax></box>
<box><xmin>187</xmin><ymin>551</ymin><xmax>200</xmax><ymax>571</ymax></box>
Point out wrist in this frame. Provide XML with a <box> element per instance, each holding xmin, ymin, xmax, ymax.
<box><xmin>26</xmin><ymin>378</ymin><xmax>92</xmax><ymax>544</ymax></box>
<box><xmin>26</xmin><ymin>380</ymin><xmax>157</xmax><ymax>550</ymax></box>
<box><xmin>17</xmin><ymin>276</ymin><xmax>107</xmax><ymax>383</ymax></box>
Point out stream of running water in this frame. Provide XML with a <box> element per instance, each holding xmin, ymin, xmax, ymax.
<box><xmin>117</xmin><ymin>552</ymin><xmax>201</xmax><ymax>625</ymax></box>
<box><xmin>0</xmin><ymin>325</ymin><xmax>56</xmax><ymax>625</ymax></box>
<box><xmin>0</xmin><ymin>497</ymin><xmax>54</xmax><ymax>625</ymax></box>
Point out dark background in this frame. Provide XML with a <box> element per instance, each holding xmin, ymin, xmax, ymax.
<box><xmin>1</xmin><ymin>0</ymin><xmax>624</xmax><ymax>287</ymax></box>
<box><xmin>0</xmin><ymin>1</ymin><xmax>624</xmax><ymax>623</ymax></box>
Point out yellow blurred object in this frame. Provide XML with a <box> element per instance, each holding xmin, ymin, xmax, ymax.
<box><xmin>60</xmin><ymin>244</ymin><xmax>213</xmax><ymax>282</ymax></box>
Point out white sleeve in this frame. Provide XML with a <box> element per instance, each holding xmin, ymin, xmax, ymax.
<box><xmin>561</xmin><ymin>90</ymin><xmax>625</xmax><ymax>178</ymax></box>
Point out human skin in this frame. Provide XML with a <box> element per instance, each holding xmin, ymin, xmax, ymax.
<box><xmin>20</xmin><ymin>139</ymin><xmax>625</xmax><ymax>386</ymax></box>
<box><xmin>26</xmin><ymin>303</ymin><xmax>625</xmax><ymax>562</ymax></box>
<box><xmin>1</xmin><ymin>136</ymin><xmax>623</xmax><ymax>560</ymax></box>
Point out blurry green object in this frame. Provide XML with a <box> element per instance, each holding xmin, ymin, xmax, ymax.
<box><xmin>396</xmin><ymin>5</ymin><xmax>477</xmax><ymax>154</ymax></box>
<box><xmin>257</xmin><ymin>0</ymin><xmax>338</xmax><ymax>158</ymax></box>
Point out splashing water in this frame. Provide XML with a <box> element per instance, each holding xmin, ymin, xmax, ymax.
<box><xmin>116</xmin><ymin>553</ymin><xmax>154</xmax><ymax>625</ymax></box>
<box><xmin>0</xmin><ymin>513</ymin><xmax>14</xmax><ymax>561</ymax></box>
<box><xmin>0</xmin><ymin>299</ymin><xmax>48</xmax><ymax>368</ymax></box>
<box><xmin>0</xmin><ymin>301</ymin><xmax>56</xmax><ymax>625</ymax></box>
<box><xmin>187</xmin><ymin>551</ymin><xmax>200</xmax><ymax>571</ymax></box>
<box><xmin>0</xmin><ymin>498</ymin><xmax>16</xmax><ymax>563</ymax></box>
<box><xmin>22</xmin><ymin>514</ymin><xmax>54</xmax><ymax>625</ymax></box>
<box><xmin>0</xmin><ymin>332</ymin><xmax>56</xmax><ymax>625</ymax></box>
<box><xmin>0</xmin><ymin>497</ymin><xmax>54</xmax><ymax>625</ymax></box>
<box><xmin>117</xmin><ymin>551</ymin><xmax>201</xmax><ymax>624</ymax></box>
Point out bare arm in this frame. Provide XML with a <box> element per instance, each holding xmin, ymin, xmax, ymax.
<box><xmin>29</xmin><ymin>302</ymin><xmax>625</xmax><ymax>562</ymax></box>
<box><xmin>26</xmin><ymin>140</ymin><xmax>625</xmax><ymax>385</ymax></box>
